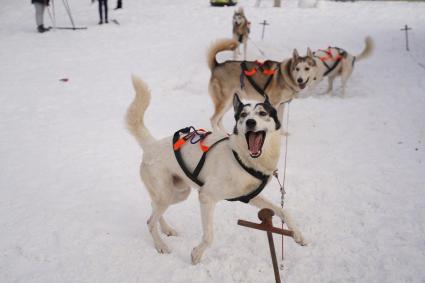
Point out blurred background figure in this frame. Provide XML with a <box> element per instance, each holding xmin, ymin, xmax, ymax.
<box><xmin>31</xmin><ymin>0</ymin><xmax>50</xmax><ymax>33</ymax></box>
<box><xmin>92</xmin><ymin>0</ymin><xmax>108</xmax><ymax>24</ymax></box>
<box><xmin>115</xmin><ymin>0</ymin><xmax>122</xmax><ymax>10</ymax></box>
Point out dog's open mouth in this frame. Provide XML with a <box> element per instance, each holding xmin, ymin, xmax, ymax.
<box><xmin>298</xmin><ymin>78</ymin><xmax>310</xmax><ymax>89</ymax></box>
<box><xmin>245</xmin><ymin>131</ymin><xmax>266</xmax><ymax>158</ymax></box>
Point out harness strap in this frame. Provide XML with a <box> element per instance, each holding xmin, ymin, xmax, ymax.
<box><xmin>315</xmin><ymin>47</ymin><xmax>347</xmax><ymax>77</ymax></box>
<box><xmin>240</xmin><ymin>61</ymin><xmax>276</xmax><ymax>98</ymax></box>
<box><xmin>173</xmin><ymin>127</ymin><xmax>229</xmax><ymax>187</ymax></box>
<box><xmin>226</xmin><ymin>151</ymin><xmax>270</xmax><ymax>203</ymax></box>
<box><xmin>172</xmin><ymin>128</ymin><xmax>271</xmax><ymax>204</ymax></box>
<box><xmin>323</xmin><ymin>60</ymin><xmax>340</xmax><ymax>77</ymax></box>
<box><xmin>192</xmin><ymin>136</ymin><xmax>229</xmax><ymax>179</ymax></box>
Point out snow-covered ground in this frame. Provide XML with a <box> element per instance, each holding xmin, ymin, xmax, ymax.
<box><xmin>1</xmin><ymin>0</ymin><xmax>425</xmax><ymax>282</ymax></box>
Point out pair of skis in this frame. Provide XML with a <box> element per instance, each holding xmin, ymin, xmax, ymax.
<box><xmin>54</xmin><ymin>19</ymin><xmax>120</xmax><ymax>30</ymax></box>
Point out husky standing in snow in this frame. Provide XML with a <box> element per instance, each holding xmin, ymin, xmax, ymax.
<box><xmin>292</xmin><ymin>37</ymin><xmax>374</xmax><ymax>95</ymax></box>
<box><xmin>232</xmin><ymin>7</ymin><xmax>250</xmax><ymax>60</ymax></box>
<box><xmin>126</xmin><ymin>76</ymin><xmax>306</xmax><ymax>264</ymax></box>
<box><xmin>207</xmin><ymin>38</ymin><xmax>316</xmax><ymax>133</ymax></box>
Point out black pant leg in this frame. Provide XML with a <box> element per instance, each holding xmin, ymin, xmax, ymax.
<box><xmin>98</xmin><ymin>0</ymin><xmax>103</xmax><ymax>21</ymax></box>
<box><xmin>104</xmin><ymin>0</ymin><xmax>108</xmax><ymax>21</ymax></box>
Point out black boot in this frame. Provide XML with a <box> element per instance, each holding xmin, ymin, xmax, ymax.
<box><xmin>114</xmin><ymin>0</ymin><xmax>122</xmax><ymax>9</ymax></box>
<box><xmin>98</xmin><ymin>20</ymin><xmax>103</xmax><ymax>25</ymax></box>
<box><xmin>37</xmin><ymin>25</ymin><xmax>50</xmax><ymax>33</ymax></box>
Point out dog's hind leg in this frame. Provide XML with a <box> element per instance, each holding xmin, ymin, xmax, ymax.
<box><xmin>147</xmin><ymin>201</ymin><xmax>172</xmax><ymax>253</ymax></box>
<box><xmin>243</xmin><ymin>38</ymin><xmax>248</xmax><ymax>60</ymax></box>
<box><xmin>160</xmin><ymin>183</ymin><xmax>191</xmax><ymax>237</ymax></box>
<box><xmin>210</xmin><ymin>87</ymin><xmax>232</xmax><ymax>133</ymax></box>
<box><xmin>249</xmin><ymin>195</ymin><xmax>307</xmax><ymax>246</ymax></box>
<box><xmin>191</xmin><ymin>191</ymin><xmax>217</xmax><ymax>265</ymax></box>
<box><xmin>340</xmin><ymin>61</ymin><xmax>353</xmax><ymax>96</ymax></box>
<box><xmin>159</xmin><ymin>217</ymin><xmax>177</xmax><ymax>236</ymax></box>
<box><xmin>142</xmin><ymin>166</ymin><xmax>175</xmax><ymax>253</ymax></box>
<box><xmin>216</xmin><ymin>100</ymin><xmax>233</xmax><ymax>133</ymax></box>
<box><xmin>326</xmin><ymin>76</ymin><xmax>335</xmax><ymax>95</ymax></box>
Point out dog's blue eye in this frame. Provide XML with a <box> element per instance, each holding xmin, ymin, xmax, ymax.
<box><xmin>259</xmin><ymin>111</ymin><xmax>267</xmax><ymax>116</ymax></box>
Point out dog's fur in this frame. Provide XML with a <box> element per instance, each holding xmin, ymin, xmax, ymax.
<box><xmin>292</xmin><ymin>36</ymin><xmax>374</xmax><ymax>95</ymax></box>
<box><xmin>232</xmin><ymin>7</ymin><xmax>250</xmax><ymax>60</ymax></box>
<box><xmin>207</xmin><ymin>38</ymin><xmax>315</xmax><ymax>133</ymax></box>
<box><xmin>126</xmin><ymin>76</ymin><xmax>306</xmax><ymax>264</ymax></box>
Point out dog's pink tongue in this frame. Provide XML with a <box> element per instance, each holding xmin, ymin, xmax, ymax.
<box><xmin>248</xmin><ymin>132</ymin><xmax>263</xmax><ymax>155</ymax></box>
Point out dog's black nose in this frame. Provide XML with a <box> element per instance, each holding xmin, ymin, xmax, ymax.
<box><xmin>246</xmin><ymin>119</ymin><xmax>256</xmax><ymax>129</ymax></box>
<box><xmin>297</xmin><ymin>78</ymin><xmax>303</xmax><ymax>84</ymax></box>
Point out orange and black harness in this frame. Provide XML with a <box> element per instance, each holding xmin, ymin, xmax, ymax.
<box><xmin>172</xmin><ymin>127</ymin><xmax>270</xmax><ymax>203</ymax></box>
<box><xmin>240</xmin><ymin>60</ymin><xmax>278</xmax><ymax>98</ymax></box>
<box><xmin>315</xmin><ymin>47</ymin><xmax>348</xmax><ymax>77</ymax></box>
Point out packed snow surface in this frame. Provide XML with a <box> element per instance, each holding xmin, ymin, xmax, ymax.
<box><xmin>1</xmin><ymin>0</ymin><xmax>425</xmax><ymax>282</ymax></box>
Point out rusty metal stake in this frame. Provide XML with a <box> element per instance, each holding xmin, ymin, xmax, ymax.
<box><xmin>238</xmin><ymin>208</ymin><xmax>294</xmax><ymax>283</ymax></box>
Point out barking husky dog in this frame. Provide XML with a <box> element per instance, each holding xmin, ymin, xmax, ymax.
<box><xmin>126</xmin><ymin>76</ymin><xmax>306</xmax><ymax>264</ymax></box>
<box><xmin>207</xmin><ymin>38</ymin><xmax>315</xmax><ymax>133</ymax></box>
<box><xmin>232</xmin><ymin>7</ymin><xmax>250</xmax><ymax>60</ymax></box>
<box><xmin>292</xmin><ymin>37</ymin><xmax>374</xmax><ymax>95</ymax></box>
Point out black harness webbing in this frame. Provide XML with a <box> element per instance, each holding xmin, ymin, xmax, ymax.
<box><xmin>226</xmin><ymin>151</ymin><xmax>270</xmax><ymax>203</ymax></box>
<box><xmin>322</xmin><ymin>59</ymin><xmax>341</xmax><ymax>77</ymax></box>
<box><xmin>172</xmin><ymin>127</ymin><xmax>270</xmax><ymax>203</ymax></box>
<box><xmin>173</xmin><ymin>127</ymin><xmax>228</xmax><ymax>187</ymax></box>
<box><xmin>317</xmin><ymin>47</ymin><xmax>348</xmax><ymax>77</ymax></box>
<box><xmin>240</xmin><ymin>61</ymin><xmax>276</xmax><ymax>98</ymax></box>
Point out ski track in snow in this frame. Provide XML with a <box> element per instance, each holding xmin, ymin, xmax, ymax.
<box><xmin>1</xmin><ymin>0</ymin><xmax>425</xmax><ymax>282</ymax></box>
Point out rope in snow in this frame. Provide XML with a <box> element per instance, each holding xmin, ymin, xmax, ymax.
<box><xmin>407</xmin><ymin>52</ymin><xmax>425</xmax><ymax>72</ymax></box>
<box><xmin>273</xmin><ymin>101</ymin><xmax>291</xmax><ymax>271</ymax></box>
<box><xmin>248</xmin><ymin>36</ymin><xmax>267</xmax><ymax>57</ymax></box>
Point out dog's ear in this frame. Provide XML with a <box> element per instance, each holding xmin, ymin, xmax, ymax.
<box><xmin>275</xmin><ymin>102</ymin><xmax>285</xmax><ymax>130</ymax></box>
<box><xmin>262</xmin><ymin>101</ymin><xmax>282</xmax><ymax>131</ymax></box>
<box><xmin>307</xmin><ymin>47</ymin><xmax>313</xmax><ymax>58</ymax></box>
<box><xmin>233</xmin><ymin>92</ymin><xmax>243</xmax><ymax>112</ymax></box>
<box><xmin>292</xmin><ymin>49</ymin><xmax>299</xmax><ymax>63</ymax></box>
<box><xmin>263</xmin><ymin>94</ymin><xmax>271</xmax><ymax>105</ymax></box>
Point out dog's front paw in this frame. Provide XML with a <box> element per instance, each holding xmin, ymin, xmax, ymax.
<box><xmin>191</xmin><ymin>246</ymin><xmax>204</xmax><ymax>265</ymax></box>
<box><xmin>292</xmin><ymin>230</ymin><xmax>308</xmax><ymax>246</ymax></box>
<box><xmin>154</xmin><ymin>241</ymin><xmax>171</xmax><ymax>254</ymax></box>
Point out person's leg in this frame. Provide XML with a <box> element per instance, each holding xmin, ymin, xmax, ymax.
<box><xmin>115</xmin><ymin>0</ymin><xmax>122</xmax><ymax>9</ymax></box>
<box><xmin>34</xmin><ymin>3</ymin><xmax>43</xmax><ymax>26</ymax></box>
<box><xmin>98</xmin><ymin>0</ymin><xmax>103</xmax><ymax>24</ymax></box>
<box><xmin>104</xmin><ymin>0</ymin><xmax>108</xmax><ymax>23</ymax></box>
<box><xmin>34</xmin><ymin>3</ymin><xmax>48</xmax><ymax>32</ymax></box>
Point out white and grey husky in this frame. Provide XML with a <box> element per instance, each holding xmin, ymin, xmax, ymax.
<box><xmin>232</xmin><ymin>7</ymin><xmax>250</xmax><ymax>60</ymax></box>
<box><xmin>207</xmin><ymin>38</ymin><xmax>315</xmax><ymax>133</ymax></box>
<box><xmin>126</xmin><ymin>76</ymin><xmax>306</xmax><ymax>264</ymax></box>
<box><xmin>291</xmin><ymin>37</ymin><xmax>374</xmax><ymax>95</ymax></box>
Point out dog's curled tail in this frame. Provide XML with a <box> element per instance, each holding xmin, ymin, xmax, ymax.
<box><xmin>126</xmin><ymin>75</ymin><xmax>155</xmax><ymax>149</ymax></box>
<box><xmin>356</xmin><ymin>36</ymin><xmax>374</xmax><ymax>61</ymax></box>
<box><xmin>207</xmin><ymin>38</ymin><xmax>239</xmax><ymax>71</ymax></box>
